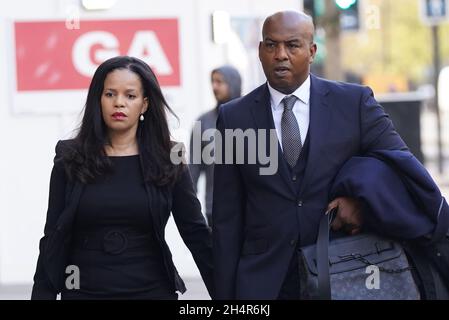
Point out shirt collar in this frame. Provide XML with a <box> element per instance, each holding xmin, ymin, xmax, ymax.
<box><xmin>267</xmin><ymin>75</ymin><xmax>311</xmax><ymax>111</ymax></box>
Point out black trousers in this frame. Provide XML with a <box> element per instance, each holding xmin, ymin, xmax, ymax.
<box><xmin>277</xmin><ymin>251</ymin><xmax>301</xmax><ymax>300</ymax></box>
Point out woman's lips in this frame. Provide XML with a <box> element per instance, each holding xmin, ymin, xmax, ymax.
<box><xmin>112</xmin><ymin>112</ymin><xmax>127</xmax><ymax>120</ymax></box>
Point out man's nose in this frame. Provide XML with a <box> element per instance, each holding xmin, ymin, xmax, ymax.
<box><xmin>274</xmin><ymin>43</ymin><xmax>288</xmax><ymax>60</ymax></box>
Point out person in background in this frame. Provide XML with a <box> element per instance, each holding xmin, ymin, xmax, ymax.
<box><xmin>189</xmin><ymin>65</ymin><xmax>242</xmax><ymax>226</ymax></box>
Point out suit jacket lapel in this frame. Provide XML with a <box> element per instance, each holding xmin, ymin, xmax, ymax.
<box><xmin>300</xmin><ymin>75</ymin><xmax>331</xmax><ymax>196</ymax></box>
<box><xmin>250</xmin><ymin>84</ymin><xmax>297</xmax><ymax>196</ymax></box>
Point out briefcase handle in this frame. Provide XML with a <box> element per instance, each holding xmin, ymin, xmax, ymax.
<box><xmin>316</xmin><ymin>209</ymin><xmax>337</xmax><ymax>300</ymax></box>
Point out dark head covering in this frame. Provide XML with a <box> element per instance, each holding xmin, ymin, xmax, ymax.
<box><xmin>212</xmin><ymin>65</ymin><xmax>242</xmax><ymax>103</ymax></box>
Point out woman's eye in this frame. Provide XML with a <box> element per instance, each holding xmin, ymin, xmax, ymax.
<box><xmin>128</xmin><ymin>95</ymin><xmax>136</xmax><ymax>99</ymax></box>
<box><xmin>105</xmin><ymin>92</ymin><xmax>113</xmax><ymax>97</ymax></box>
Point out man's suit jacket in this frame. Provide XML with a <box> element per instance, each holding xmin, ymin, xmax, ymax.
<box><xmin>212</xmin><ymin>74</ymin><xmax>413</xmax><ymax>300</ymax></box>
<box><xmin>32</xmin><ymin>140</ymin><xmax>213</xmax><ymax>299</ymax></box>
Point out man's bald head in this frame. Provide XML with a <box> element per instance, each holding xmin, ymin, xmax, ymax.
<box><xmin>262</xmin><ymin>10</ymin><xmax>315</xmax><ymax>43</ymax></box>
<box><xmin>258</xmin><ymin>10</ymin><xmax>317</xmax><ymax>94</ymax></box>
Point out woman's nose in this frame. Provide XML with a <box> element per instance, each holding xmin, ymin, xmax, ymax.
<box><xmin>115</xmin><ymin>95</ymin><xmax>126</xmax><ymax>108</ymax></box>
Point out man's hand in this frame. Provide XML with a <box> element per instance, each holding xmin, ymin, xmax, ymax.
<box><xmin>327</xmin><ymin>197</ymin><xmax>363</xmax><ymax>235</ymax></box>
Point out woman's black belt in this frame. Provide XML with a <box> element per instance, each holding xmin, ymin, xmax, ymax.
<box><xmin>72</xmin><ymin>229</ymin><xmax>153</xmax><ymax>255</ymax></box>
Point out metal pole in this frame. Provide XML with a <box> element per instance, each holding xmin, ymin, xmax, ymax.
<box><xmin>431</xmin><ymin>24</ymin><xmax>443</xmax><ymax>173</ymax></box>
<box><xmin>322</xmin><ymin>0</ymin><xmax>343</xmax><ymax>81</ymax></box>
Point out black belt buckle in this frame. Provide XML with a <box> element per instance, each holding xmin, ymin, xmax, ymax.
<box><xmin>103</xmin><ymin>230</ymin><xmax>128</xmax><ymax>255</ymax></box>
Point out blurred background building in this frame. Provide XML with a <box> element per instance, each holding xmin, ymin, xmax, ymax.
<box><xmin>0</xmin><ymin>0</ymin><xmax>448</xmax><ymax>299</ymax></box>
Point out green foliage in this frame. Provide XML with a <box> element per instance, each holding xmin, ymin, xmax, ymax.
<box><xmin>340</xmin><ymin>0</ymin><xmax>449</xmax><ymax>84</ymax></box>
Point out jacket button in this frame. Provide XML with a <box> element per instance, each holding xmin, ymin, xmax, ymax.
<box><xmin>292</xmin><ymin>175</ymin><xmax>297</xmax><ymax>181</ymax></box>
<box><xmin>297</xmin><ymin>200</ymin><xmax>303</xmax><ymax>207</ymax></box>
<box><xmin>290</xmin><ymin>240</ymin><xmax>297</xmax><ymax>246</ymax></box>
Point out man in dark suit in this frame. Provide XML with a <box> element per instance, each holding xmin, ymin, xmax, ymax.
<box><xmin>212</xmin><ymin>10</ymin><xmax>409</xmax><ymax>300</ymax></box>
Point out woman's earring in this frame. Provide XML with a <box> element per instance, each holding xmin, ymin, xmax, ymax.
<box><xmin>140</xmin><ymin>114</ymin><xmax>144</xmax><ymax>121</ymax></box>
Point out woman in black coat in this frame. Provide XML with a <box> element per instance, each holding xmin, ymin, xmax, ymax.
<box><xmin>31</xmin><ymin>56</ymin><xmax>213</xmax><ymax>300</ymax></box>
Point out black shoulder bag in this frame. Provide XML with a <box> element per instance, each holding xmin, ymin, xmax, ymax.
<box><xmin>298</xmin><ymin>210</ymin><xmax>421</xmax><ymax>300</ymax></box>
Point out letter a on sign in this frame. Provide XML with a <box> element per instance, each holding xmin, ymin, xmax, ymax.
<box><xmin>128</xmin><ymin>31</ymin><xmax>173</xmax><ymax>75</ymax></box>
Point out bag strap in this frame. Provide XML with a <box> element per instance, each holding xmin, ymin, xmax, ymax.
<box><xmin>316</xmin><ymin>210</ymin><xmax>335</xmax><ymax>300</ymax></box>
<box><xmin>403</xmin><ymin>243</ymin><xmax>438</xmax><ymax>299</ymax></box>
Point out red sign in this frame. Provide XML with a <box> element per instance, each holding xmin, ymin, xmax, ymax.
<box><xmin>14</xmin><ymin>19</ymin><xmax>180</xmax><ymax>91</ymax></box>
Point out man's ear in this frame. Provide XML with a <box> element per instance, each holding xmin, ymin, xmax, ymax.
<box><xmin>309</xmin><ymin>43</ymin><xmax>317</xmax><ymax>64</ymax></box>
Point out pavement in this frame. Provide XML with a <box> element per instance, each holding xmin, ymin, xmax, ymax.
<box><xmin>0</xmin><ymin>277</ymin><xmax>210</xmax><ymax>300</ymax></box>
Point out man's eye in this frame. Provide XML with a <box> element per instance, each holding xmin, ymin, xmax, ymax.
<box><xmin>288</xmin><ymin>43</ymin><xmax>300</xmax><ymax>48</ymax></box>
<box><xmin>265</xmin><ymin>42</ymin><xmax>275</xmax><ymax>48</ymax></box>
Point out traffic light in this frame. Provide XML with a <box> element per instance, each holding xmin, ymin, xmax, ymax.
<box><xmin>335</xmin><ymin>0</ymin><xmax>357</xmax><ymax>10</ymax></box>
<box><xmin>335</xmin><ymin>0</ymin><xmax>360</xmax><ymax>31</ymax></box>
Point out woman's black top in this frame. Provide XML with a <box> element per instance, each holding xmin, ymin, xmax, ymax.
<box><xmin>61</xmin><ymin>155</ymin><xmax>176</xmax><ymax>300</ymax></box>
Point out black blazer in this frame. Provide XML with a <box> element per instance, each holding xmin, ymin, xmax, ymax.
<box><xmin>31</xmin><ymin>140</ymin><xmax>214</xmax><ymax>299</ymax></box>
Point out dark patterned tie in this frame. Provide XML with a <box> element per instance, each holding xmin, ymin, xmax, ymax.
<box><xmin>281</xmin><ymin>95</ymin><xmax>302</xmax><ymax>168</ymax></box>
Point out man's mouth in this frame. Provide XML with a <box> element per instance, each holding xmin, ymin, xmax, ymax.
<box><xmin>274</xmin><ymin>66</ymin><xmax>290</xmax><ymax>76</ymax></box>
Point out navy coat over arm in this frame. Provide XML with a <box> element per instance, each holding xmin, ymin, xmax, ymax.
<box><xmin>330</xmin><ymin>150</ymin><xmax>448</xmax><ymax>240</ymax></box>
